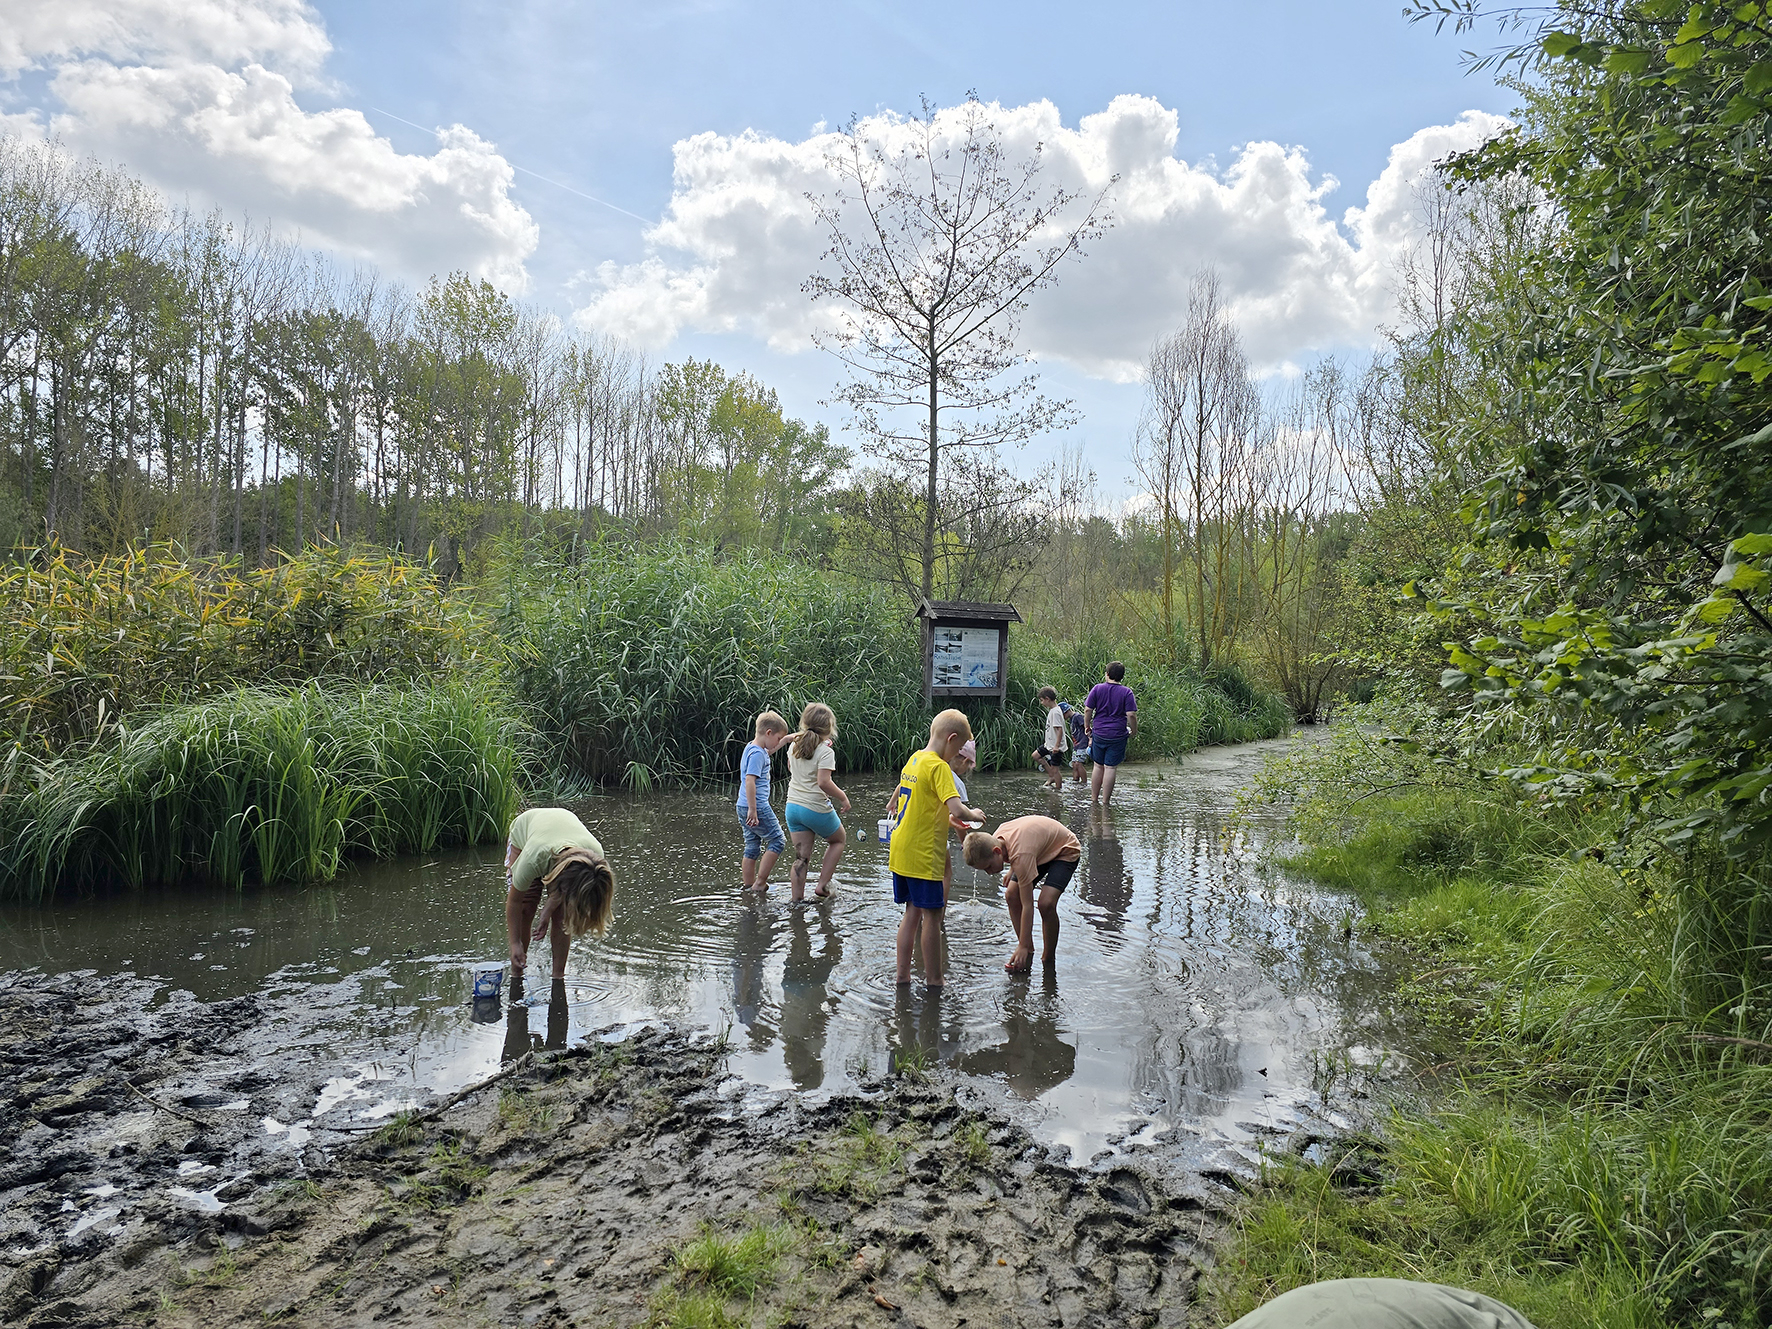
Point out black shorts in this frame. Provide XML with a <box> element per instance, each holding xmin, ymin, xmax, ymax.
<box><xmin>1036</xmin><ymin>745</ymin><xmax>1065</xmax><ymax>765</ymax></box>
<box><xmin>1011</xmin><ymin>856</ymin><xmax>1078</xmax><ymax>896</ymax></box>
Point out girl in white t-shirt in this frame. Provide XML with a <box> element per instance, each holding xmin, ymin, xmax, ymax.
<box><xmin>784</xmin><ymin>702</ymin><xmax>852</xmax><ymax>903</ymax></box>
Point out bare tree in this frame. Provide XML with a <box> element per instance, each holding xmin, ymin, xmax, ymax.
<box><xmin>1247</xmin><ymin>364</ymin><xmax>1348</xmax><ymax>720</ymax></box>
<box><xmin>1136</xmin><ymin>271</ymin><xmax>1257</xmax><ymax>666</ymax></box>
<box><xmin>804</xmin><ymin>96</ymin><xmax>1111</xmax><ymax>603</ymax></box>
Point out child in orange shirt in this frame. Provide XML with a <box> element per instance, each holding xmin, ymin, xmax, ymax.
<box><xmin>963</xmin><ymin>815</ymin><xmax>1081</xmax><ymax>973</ymax></box>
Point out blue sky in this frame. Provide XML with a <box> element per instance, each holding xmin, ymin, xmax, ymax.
<box><xmin>324</xmin><ymin>1</ymin><xmax>1508</xmax><ymax>297</ymax></box>
<box><xmin>4</xmin><ymin>0</ymin><xmax>1512</xmax><ymax>496</ymax></box>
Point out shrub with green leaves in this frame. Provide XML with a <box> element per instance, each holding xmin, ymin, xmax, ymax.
<box><xmin>0</xmin><ymin>541</ymin><xmax>480</xmax><ymax>759</ymax></box>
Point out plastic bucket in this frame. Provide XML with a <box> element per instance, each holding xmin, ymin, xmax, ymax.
<box><xmin>877</xmin><ymin>818</ymin><xmax>894</xmax><ymax>844</ymax></box>
<box><xmin>470</xmin><ymin>962</ymin><xmax>505</xmax><ymax>1000</ymax></box>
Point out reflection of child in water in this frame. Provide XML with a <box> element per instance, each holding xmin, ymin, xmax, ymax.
<box><xmin>964</xmin><ymin>815</ymin><xmax>1081</xmax><ymax>973</ymax></box>
<box><xmin>504</xmin><ymin>808</ymin><xmax>616</xmax><ymax>980</ymax></box>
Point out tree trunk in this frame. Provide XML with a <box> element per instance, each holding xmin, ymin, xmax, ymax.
<box><xmin>921</xmin><ymin>334</ymin><xmax>938</xmax><ymax>604</ymax></box>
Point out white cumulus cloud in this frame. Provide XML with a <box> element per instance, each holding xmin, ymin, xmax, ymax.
<box><xmin>1</xmin><ymin>0</ymin><xmax>537</xmax><ymax>291</ymax></box>
<box><xmin>574</xmin><ymin>97</ymin><xmax>1510</xmax><ymax>379</ymax></box>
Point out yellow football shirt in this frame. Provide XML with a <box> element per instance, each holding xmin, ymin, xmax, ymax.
<box><xmin>887</xmin><ymin>748</ymin><xmax>959</xmax><ymax>881</ymax></box>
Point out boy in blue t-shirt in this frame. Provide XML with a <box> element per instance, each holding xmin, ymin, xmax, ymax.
<box><xmin>736</xmin><ymin>710</ymin><xmax>792</xmax><ymax>890</ymax></box>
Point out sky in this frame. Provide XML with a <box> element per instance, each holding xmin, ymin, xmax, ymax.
<box><xmin>0</xmin><ymin>0</ymin><xmax>1515</xmax><ymax>499</ymax></box>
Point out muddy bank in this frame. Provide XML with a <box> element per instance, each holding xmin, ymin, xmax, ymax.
<box><xmin>1</xmin><ymin>970</ymin><xmax>1253</xmax><ymax>1328</ymax></box>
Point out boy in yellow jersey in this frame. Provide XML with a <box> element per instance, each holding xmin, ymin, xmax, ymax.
<box><xmin>886</xmin><ymin>709</ymin><xmax>986</xmax><ymax>988</ymax></box>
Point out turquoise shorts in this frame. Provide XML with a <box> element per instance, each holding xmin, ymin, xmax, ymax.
<box><xmin>785</xmin><ymin>803</ymin><xmax>843</xmax><ymax>840</ymax></box>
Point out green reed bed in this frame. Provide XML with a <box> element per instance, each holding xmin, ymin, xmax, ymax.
<box><xmin>498</xmin><ymin>543</ymin><xmax>1288</xmax><ymax>787</ymax></box>
<box><xmin>0</xmin><ymin>682</ymin><xmax>521</xmax><ymax>901</ymax></box>
<box><xmin>1216</xmin><ymin>727</ymin><xmax>1772</xmax><ymax>1329</ymax></box>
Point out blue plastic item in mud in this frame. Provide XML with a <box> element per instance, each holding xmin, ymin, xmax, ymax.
<box><xmin>471</xmin><ymin>962</ymin><xmax>505</xmax><ymax>999</ymax></box>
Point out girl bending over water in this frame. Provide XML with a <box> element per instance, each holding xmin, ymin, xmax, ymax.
<box><xmin>504</xmin><ymin>807</ymin><xmax>616</xmax><ymax>979</ymax></box>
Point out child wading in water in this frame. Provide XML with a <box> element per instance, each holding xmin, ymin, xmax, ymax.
<box><xmin>887</xmin><ymin>710</ymin><xmax>985</xmax><ymax>989</ymax></box>
<box><xmin>1033</xmin><ymin>686</ymin><xmax>1068</xmax><ymax>790</ymax></box>
<box><xmin>963</xmin><ymin>815</ymin><xmax>1081</xmax><ymax>973</ymax></box>
<box><xmin>784</xmin><ymin>702</ymin><xmax>852</xmax><ymax>904</ymax></box>
<box><xmin>1065</xmin><ymin>701</ymin><xmax>1089</xmax><ymax>784</ymax></box>
<box><xmin>736</xmin><ymin>711</ymin><xmax>792</xmax><ymax>891</ymax></box>
<box><xmin>504</xmin><ymin>807</ymin><xmax>617</xmax><ymax>980</ymax></box>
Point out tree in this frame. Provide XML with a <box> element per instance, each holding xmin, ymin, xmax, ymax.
<box><xmin>1134</xmin><ymin>271</ymin><xmax>1259</xmax><ymax>667</ymax></box>
<box><xmin>804</xmin><ymin>96</ymin><xmax>1111</xmax><ymax>602</ymax></box>
<box><xmin>1412</xmin><ymin>2</ymin><xmax>1772</xmax><ymax>854</ymax></box>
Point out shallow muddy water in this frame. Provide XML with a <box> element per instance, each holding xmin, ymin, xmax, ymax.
<box><xmin>1</xmin><ymin>734</ymin><xmax>1406</xmax><ymax>1166</ymax></box>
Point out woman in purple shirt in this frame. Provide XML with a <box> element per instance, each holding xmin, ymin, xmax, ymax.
<box><xmin>1084</xmin><ymin>661</ymin><xmax>1137</xmax><ymax>805</ymax></box>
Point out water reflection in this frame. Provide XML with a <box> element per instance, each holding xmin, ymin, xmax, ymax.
<box><xmin>0</xmin><ymin>733</ymin><xmax>1413</xmax><ymax>1155</ymax></box>
<box><xmin>502</xmin><ymin>977</ymin><xmax>572</xmax><ymax>1062</ymax></box>
<box><xmin>956</xmin><ymin>971</ymin><xmax>1076</xmax><ymax>1099</ymax></box>
<box><xmin>780</xmin><ymin>911</ymin><xmax>841</xmax><ymax>1089</ymax></box>
<box><xmin>1079</xmin><ymin>806</ymin><xmax>1132</xmax><ymax>937</ymax></box>
<box><xmin>731</xmin><ymin>901</ymin><xmax>774</xmax><ymax>1049</ymax></box>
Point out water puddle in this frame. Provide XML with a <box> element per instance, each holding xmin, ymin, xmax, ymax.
<box><xmin>1</xmin><ymin>734</ymin><xmax>1410</xmax><ymax>1162</ymax></box>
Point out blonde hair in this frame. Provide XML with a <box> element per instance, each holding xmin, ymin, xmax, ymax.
<box><xmin>755</xmin><ymin>710</ymin><xmax>789</xmax><ymax>737</ymax></box>
<box><xmin>793</xmin><ymin>701</ymin><xmax>836</xmax><ymax>759</ymax></box>
<box><xmin>962</xmin><ymin>831</ymin><xmax>1000</xmax><ymax>869</ymax></box>
<box><xmin>547</xmin><ymin>851</ymin><xmax>616</xmax><ymax>938</ymax></box>
<box><xmin>929</xmin><ymin>708</ymin><xmax>973</xmax><ymax>746</ymax></box>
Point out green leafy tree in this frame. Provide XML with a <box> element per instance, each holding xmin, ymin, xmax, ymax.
<box><xmin>1418</xmin><ymin>1</ymin><xmax>1772</xmax><ymax>851</ymax></box>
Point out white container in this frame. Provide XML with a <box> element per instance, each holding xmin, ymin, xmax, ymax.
<box><xmin>470</xmin><ymin>962</ymin><xmax>505</xmax><ymax>1000</ymax></box>
<box><xmin>877</xmin><ymin>818</ymin><xmax>894</xmax><ymax>844</ymax></box>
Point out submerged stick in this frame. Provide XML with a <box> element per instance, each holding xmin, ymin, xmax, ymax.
<box><xmin>323</xmin><ymin>1052</ymin><xmax>537</xmax><ymax>1134</ymax></box>
<box><xmin>122</xmin><ymin>1078</ymin><xmax>211</xmax><ymax>1126</ymax></box>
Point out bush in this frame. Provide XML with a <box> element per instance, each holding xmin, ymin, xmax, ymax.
<box><xmin>0</xmin><ymin>541</ymin><xmax>480</xmax><ymax>757</ymax></box>
<box><xmin>499</xmin><ymin>542</ymin><xmax>1290</xmax><ymax>785</ymax></box>
<box><xmin>0</xmin><ymin>682</ymin><xmax>521</xmax><ymax>901</ymax></box>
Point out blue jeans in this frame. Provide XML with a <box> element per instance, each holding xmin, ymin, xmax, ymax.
<box><xmin>1090</xmin><ymin>736</ymin><xmax>1128</xmax><ymax>767</ymax></box>
<box><xmin>736</xmin><ymin>803</ymin><xmax>786</xmax><ymax>858</ymax></box>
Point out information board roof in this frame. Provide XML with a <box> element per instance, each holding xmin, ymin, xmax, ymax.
<box><xmin>912</xmin><ymin>599</ymin><xmax>1022</xmax><ymax>624</ymax></box>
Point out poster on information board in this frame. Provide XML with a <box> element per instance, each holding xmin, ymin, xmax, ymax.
<box><xmin>917</xmin><ymin>601</ymin><xmax>1020</xmax><ymax>706</ymax></box>
<box><xmin>931</xmin><ymin>627</ymin><xmax>999</xmax><ymax>689</ymax></box>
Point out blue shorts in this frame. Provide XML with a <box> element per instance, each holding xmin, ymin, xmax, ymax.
<box><xmin>1090</xmin><ymin>736</ymin><xmax>1128</xmax><ymax>767</ymax></box>
<box><xmin>736</xmin><ymin>803</ymin><xmax>786</xmax><ymax>858</ymax></box>
<box><xmin>785</xmin><ymin>803</ymin><xmax>843</xmax><ymax>839</ymax></box>
<box><xmin>892</xmin><ymin>872</ymin><xmax>946</xmax><ymax>911</ymax></box>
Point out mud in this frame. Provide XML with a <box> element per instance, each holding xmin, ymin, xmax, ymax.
<box><xmin>1</xmin><ymin>970</ymin><xmax>1240</xmax><ymax>1328</ymax></box>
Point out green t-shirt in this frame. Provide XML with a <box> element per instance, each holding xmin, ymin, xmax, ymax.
<box><xmin>506</xmin><ymin>807</ymin><xmax>604</xmax><ymax>894</ymax></box>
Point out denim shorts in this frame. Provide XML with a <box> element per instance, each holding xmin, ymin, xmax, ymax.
<box><xmin>736</xmin><ymin>802</ymin><xmax>786</xmax><ymax>858</ymax></box>
<box><xmin>1090</xmin><ymin>736</ymin><xmax>1129</xmax><ymax>767</ymax></box>
<box><xmin>892</xmin><ymin>872</ymin><xmax>946</xmax><ymax>911</ymax></box>
<box><xmin>785</xmin><ymin>803</ymin><xmax>843</xmax><ymax>840</ymax></box>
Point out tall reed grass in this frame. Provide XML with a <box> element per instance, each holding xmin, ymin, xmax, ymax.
<box><xmin>0</xmin><ymin>682</ymin><xmax>521</xmax><ymax>901</ymax></box>
<box><xmin>498</xmin><ymin>543</ymin><xmax>1289</xmax><ymax>787</ymax></box>
<box><xmin>0</xmin><ymin>541</ymin><xmax>479</xmax><ymax>758</ymax></box>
